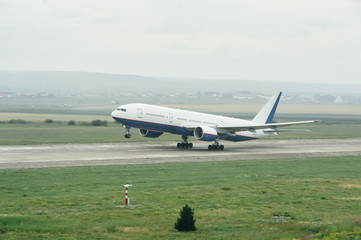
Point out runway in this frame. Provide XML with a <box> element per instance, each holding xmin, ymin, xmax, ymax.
<box><xmin>1</xmin><ymin>138</ymin><xmax>361</xmax><ymax>169</ymax></box>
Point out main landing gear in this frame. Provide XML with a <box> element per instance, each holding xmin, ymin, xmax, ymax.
<box><xmin>177</xmin><ymin>135</ymin><xmax>193</xmax><ymax>149</ymax></box>
<box><xmin>208</xmin><ymin>140</ymin><xmax>224</xmax><ymax>151</ymax></box>
<box><xmin>123</xmin><ymin>125</ymin><xmax>131</xmax><ymax>139</ymax></box>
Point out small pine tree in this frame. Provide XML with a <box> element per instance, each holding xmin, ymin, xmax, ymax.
<box><xmin>174</xmin><ymin>204</ymin><xmax>196</xmax><ymax>232</ymax></box>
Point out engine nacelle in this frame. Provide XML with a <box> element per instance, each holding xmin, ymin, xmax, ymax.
<box><xmin>139</xmin><ymin>129</ymin><xmax>163</xmax><ymax>138</ymax></box>
<box><xmin>194</xmin><ymin>126</ymin><xmax>218</xmax><ymax>141</ymax></box>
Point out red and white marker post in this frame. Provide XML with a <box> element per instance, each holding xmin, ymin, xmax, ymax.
<box><xmin>123</xmin><ymin>184</ymin><xmax>132</xmax><ymax>206</ymax></box>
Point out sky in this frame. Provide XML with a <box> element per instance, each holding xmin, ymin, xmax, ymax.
<box><xmin>1</xmin><ymin>0</ymin><xmax>360</xmax><ymax>84</ymax></box>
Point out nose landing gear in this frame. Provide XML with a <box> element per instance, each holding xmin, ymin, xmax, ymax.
<box><xmin>123</xmin><ymin>125</ymin><xmax>131</xmax><ymax>139</ymax></box>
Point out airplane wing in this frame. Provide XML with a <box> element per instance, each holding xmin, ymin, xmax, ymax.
<box><xmin>217</xmin><ymin>120</ymin><xmax>316</xmax><ymax>132</ymax></box>
<box><xmin>182</xmin><ymin>120</ymin><xmax>316</xmax><ymax>133</ymax></box>
<box><xmin>180</xmin><ymin>91</ymin><xmax>316</xmax><ymax>135</ymax></box>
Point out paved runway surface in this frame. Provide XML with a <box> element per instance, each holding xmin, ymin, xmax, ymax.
<box><xmin>1</xmin><ymin>138</ymin><xmax>361</xmax><ymax>169</ymax></box>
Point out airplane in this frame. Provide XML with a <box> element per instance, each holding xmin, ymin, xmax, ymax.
<box><xmin>111</xmin><ymin>91</ymin><xmax>316</xmax><ymax>150</ymax></box>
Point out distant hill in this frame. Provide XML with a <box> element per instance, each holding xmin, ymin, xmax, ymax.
<box><xmin>0</xmin><ymin>71</ymin><xmax>167</xmax><ymax>93</ymax></box>
<box><xmin>159</xmin><ymin>77</ymin><xmax>361</xmax><ymax>94</ymax></box>
<box><xmin>0</xmin><ymin>71</ymin><xmax>360</xmax><ymax>94</ymax></box>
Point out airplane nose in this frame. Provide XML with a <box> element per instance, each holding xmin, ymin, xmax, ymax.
<box><xmin>111</xmin><ymin>110</ymin><xmax>117</xmax><ymax>118</ymax></box>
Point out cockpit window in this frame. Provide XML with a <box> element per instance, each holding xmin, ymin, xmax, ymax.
<box><xmin>117</xmin><ymin>108</ymin><xmax>127</xmax><ymax>112</ymax></box>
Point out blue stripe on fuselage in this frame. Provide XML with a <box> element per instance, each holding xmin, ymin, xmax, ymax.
<box><xmin>113</xmin><ymin>117</ymin><xmax>258</xmax><ymax>142</ymax></box>
<box><xmin>113</xmin><ymin>117</ymin><xmax>192</xmax><ymax>136</ymax></box>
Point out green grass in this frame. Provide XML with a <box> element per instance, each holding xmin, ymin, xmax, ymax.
<box><xmin>0</xmin><ymin>110</ymin><xmax>360</xmax><ymax>145</ymax></box>
<box><xmin>0</xmin><ymin>122</ymin><xmax>179</xmax><ymax>145</ymax></box>
<box><xmin>1</xmin><ymin>121</ymin><xmax>361</xmax><ymax>145</ymax></box>
<box><xmin>272</xmin><ymin>123</ymin><xmax>361</xmax><ymax>140</ymax></box>
<box><xmin>1</xmin><ymin>156</ymin><xmax>361</xmax><ymax>239</ymax></box>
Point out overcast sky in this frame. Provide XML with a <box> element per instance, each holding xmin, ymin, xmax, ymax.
<box><xmin>1</xmin><ymin>0</ymin><xmax>360</xmax><ymax>84</ymax></box>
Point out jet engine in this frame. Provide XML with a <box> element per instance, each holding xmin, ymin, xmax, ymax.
<box><xmin>139</xmin><ymin>129</ymin><xmax>163</xmax><ymax>138</ymax></box>
<box><xmin>194</xmin><ymin>126</ymin><xmax>218</xmax><ymax>141</ymax></box>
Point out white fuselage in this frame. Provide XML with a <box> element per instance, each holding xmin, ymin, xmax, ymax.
<box><xmin>111</xmin><ymin>103</ymin><xmax>276</xmax><ymax>142</ymax></box>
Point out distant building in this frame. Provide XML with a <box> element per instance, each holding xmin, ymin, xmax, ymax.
<box><xmin>334</xmin><ymin>95</ymin><xmax>344</xmax><ymax>103</ymax></box>
<box><xmin>0</xmin><ymin>92</ymin><xmax>12</xmax><ymax>98</ymax></box>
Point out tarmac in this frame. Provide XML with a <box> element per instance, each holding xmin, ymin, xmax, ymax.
<box><xmin>1</xmin><ymin>138</ymin><xmax>361</xmax><ymax>169</ymax></box>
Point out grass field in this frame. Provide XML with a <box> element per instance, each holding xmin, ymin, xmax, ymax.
<box><xmin>1</xmin><ymin>156</ymin><xmax>361</xmax><ymax>239</ymax></box>
<box><xmin>0</xmin><ymin>122</ymin><xmax>180</xmax><ymax>145</ymax></box>
<box><xmin>1</xmin><ymin>106</ymin><xmax>360</xmax><ymax>145</ymax></box>
<box><xmin>0</xmin><ymin>121</ymin><xmax>361</xmax><ymax>145</ymax></box>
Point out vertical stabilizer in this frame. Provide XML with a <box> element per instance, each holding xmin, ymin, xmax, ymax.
<box><xmin>252</xmin><ymin>92</ymin><xmax>282</xmax><ymax>124</ymax></box>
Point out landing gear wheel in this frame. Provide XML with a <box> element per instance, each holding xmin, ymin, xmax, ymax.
<box><xmin>208</xmin><ymin>144</ymin><xmax>224</xmax><ymax>151</ymax></box>
<box><xmin>181</xmin><ymin>143</ymin><xmax>192</xmax><ymax>149</ymax></box>
<box><xmin>177</xmin><ymin>136</ymin><xmax>193</xmax><ymax>149</ymax></box>
<box><xmin>124</xmin><ymin>126</ymin><xmax>131</xmax><ymax>139</ymax></box>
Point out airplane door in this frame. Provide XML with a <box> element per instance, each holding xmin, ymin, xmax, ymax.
<box><xmin>169</xmin><ymin>113</ymin><xmax>173</xmax><ymax>123</ymax></box>
<box><xmin>137</xmin><ymin>108</ymin><xmax>143</xmax><ymax>119</ymax></box>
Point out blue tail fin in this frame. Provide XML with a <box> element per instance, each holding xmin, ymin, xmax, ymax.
<box><xmin>252</xmin><ymin>92</ymin><xmax>282</xmax><ymax>124</ymax></box>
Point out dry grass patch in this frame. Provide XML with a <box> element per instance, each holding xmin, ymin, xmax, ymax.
<box><xmin>339</xmin><ymin>183</ymin><xmax>361</xmax><ymax>189</ymax></box>
<box><xmin>337</xmin><ymin>197</ymin><xmax>361</xmax><ymax>201</ymax></box>
<box><xmin>0</xmin><ymin>113</ymin><xmax>109</xmax><ymax>122</ymax></box>
<box><xmin>119</xmin><ymin>227</ymin><xmax>150</xmax><ymax>233</ymax></box>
